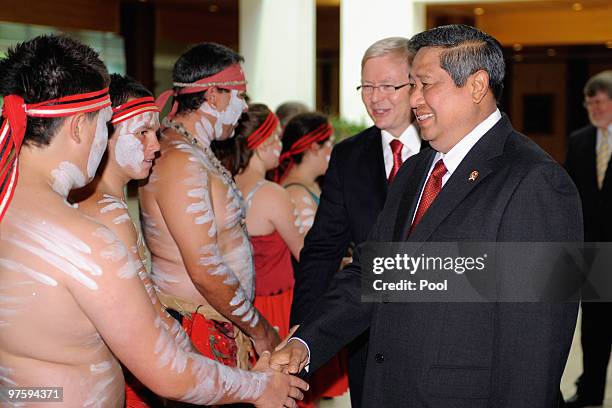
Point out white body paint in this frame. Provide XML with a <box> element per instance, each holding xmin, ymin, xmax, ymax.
<box><xmin>114</xmin><ymin>112</ymin><xmax>159</xmax><ymax>171</ymax></box>
<box><xmin>51</xmin><ymin>161</ymin><xmax>86</xmax><ymax>197</ymax></box>
<box><xmin>87</xmin><ymin>107</ymin><xmax>112</xmax><ymax>179</ymax></box>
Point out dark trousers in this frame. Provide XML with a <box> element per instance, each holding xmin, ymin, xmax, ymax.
<box><xmin>576</xmin><ymin>302</ymin><xmax>612</xmax><ymax>403</ymax></box>
<box><xmin>346</xmin><ymin>331</ymin><xmax>369</xmax><ymax>408</ymax></box>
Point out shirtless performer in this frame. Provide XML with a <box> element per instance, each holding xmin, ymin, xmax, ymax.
<box><xmin>142</xmin><ymin>43</ymin><xmax>280</xmax><ymax>370</ymax></box>
<box><xmin>71</xmin><ymin>73</ymin><xmax>162</xmax><ymax>407</ymax></box>
<box><xmin>0</xmin><ymin>35</ymin><xmax>306</xmax><ymax>407</ymax></box>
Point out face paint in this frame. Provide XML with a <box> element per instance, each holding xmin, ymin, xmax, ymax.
<box><xmin>219</xmin><ymin>90</ymin><xmax>247</xmax><ymax>127</ymax></box>
<box><xmin>115</xmin><ymin>133</ymin><xmax>144</xmax><ymax>171</ymax></box>
<box><xmin>199</xmin><ymin>90</ymin><xmax>246</xmax><ymax>141</ymax></box>
<box><xmin>114</xmin><ymin>112</ymin><xmax>159</xmax><ymax>172</ymax></box>
<box><xmin>87</xmin><ymin>107</ymin><xmax>112</xmax><ymax>179</ymax></box>
<box><xmin>51</xmin><ymin>161</ymin><xmax>86</xmax><ymax>197</ymax></box>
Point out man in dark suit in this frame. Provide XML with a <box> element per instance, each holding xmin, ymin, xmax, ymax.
<box><xmin>290</xmin><ymin>37</ymin><xmax>422</xmax><ymax>407</ymax></box>
<box><xmin>273</xmin><ymin>24</ymin><xmax>581</xmax><ymax>408</ymax></box>
<box><xmin>564</xmin><ymin>70</ymin><xmax>612</xmax><ymax>408</ymax></box>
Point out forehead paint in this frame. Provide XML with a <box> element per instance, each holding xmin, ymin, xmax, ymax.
<box><xmin>87</xmin><ymin>107</ymin><xmax>112</xmax><ymax>179</ymax></box>
<box><xmin>52</xmin><ymin>161</ymin><xmax>86</xmax><ymax>197</ymax></box>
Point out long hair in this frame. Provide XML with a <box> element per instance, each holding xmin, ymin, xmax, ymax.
<box><xmin>212</xmin><ymin>103</ymin><xmax>272</xmax><ymax>176</ymax></box>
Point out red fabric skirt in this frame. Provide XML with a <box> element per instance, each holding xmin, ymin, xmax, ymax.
<box><xmin>254</xmin><ymin>287</ymin><xmax>293</xmax><ymax>338</ymax></box>
<box><xmin>124</xmin><ymin>371</ymin><xmax>159</xmax><ymax>407</ymax></box>
<box><xmin>182</xmin><ymin>312</ymin><xmax>238</xmax><ymax>367</ymax></box>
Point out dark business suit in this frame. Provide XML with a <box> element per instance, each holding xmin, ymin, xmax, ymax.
<box><xmin>565</xmin><ymin>124</ymin><xmax>612</xmax><ymax>404</ymax></box>
<box><xmin>295</xmin><ymin>114</ymin><xmax>581</xmax><ymax>408</ymax></box>
<box><xmin>290</xmin><ymin>126</ymin><xmax>394</xmax><ymax>408</ymax></box>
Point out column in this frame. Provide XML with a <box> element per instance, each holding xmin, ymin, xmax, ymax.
<box><xmin>239</xmin><ymin>0</ymin><xmax>316</xmax><ymax>111</ymax></box>
<box><xmin>339</xmin><ymin>0</ymin><xmax>422</xmax><ymax>124</ymax></box>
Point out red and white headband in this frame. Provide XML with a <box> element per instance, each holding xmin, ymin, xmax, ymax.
<box><xmin>0</xmin><ymin>88</ymin><xmax>111</xmax><ymax>222</ymax></box>
<box><xmin>155</xmin><ymin>63</ymin><xmax>247</xmax><ymax>119</ymax></box>
<box><xmin>111</xmin><ymin>96</ymin><xmax>159</xmax><ymax>124</ymax></box>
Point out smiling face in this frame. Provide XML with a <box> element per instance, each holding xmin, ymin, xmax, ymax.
<box><xmin>585</xmin><ymin>90</ymin><xmax>612</xmax><ymax>130</ymax></box>
<box><xmin>110</xmin><ymin>109</ymin><xmax>160</xmax><ymax>180</ymax></box>
<box><xmin>361</xmin><ymin>53</ymin><xmax>413</xmax><ymax>137</ymax></box>
<box><xmin>409</xmin><ymin>47</ymin><xmax>485</xmax><ymax>153</ymax></box>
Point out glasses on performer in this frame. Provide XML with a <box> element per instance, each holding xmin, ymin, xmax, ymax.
<box><xmin>357</xmin><ymin>83</ymin><xmax>410</xmax><ymax>96</ymax></box>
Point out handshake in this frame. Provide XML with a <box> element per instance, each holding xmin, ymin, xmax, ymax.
<box><xmin>251</xmin><ymin>326</ymin><xmax>312</xmax><ymax>408</ymax></box>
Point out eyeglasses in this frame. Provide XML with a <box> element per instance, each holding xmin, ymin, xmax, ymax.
<box><xmin>356</xmin><ymin>83</ymin><xmax>410</xmax><ymax>96</ymax></box>
<box><xmin>583</xmin><ymin>98</ymin><xmax>610</xmax><ymax>108</ymax></box>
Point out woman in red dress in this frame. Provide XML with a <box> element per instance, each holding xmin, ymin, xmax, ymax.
<box><xmin>214</xmin><ymin>104</ymin><xmax>304</xmax><ymax>340</ymax></box>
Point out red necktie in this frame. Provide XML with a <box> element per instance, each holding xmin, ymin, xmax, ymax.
<box><xmin>388</xmin><ymin>139</ymin><xmax>404</xmax><ymax>183</ymax></box>
<box><xmin>410</xmin><ymin>159</ymin><xmax>447</xmax><ymax>232</ymax></box>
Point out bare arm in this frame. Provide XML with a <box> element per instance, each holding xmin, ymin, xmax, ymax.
<box><xmin>66</xmin><ymin>220</ymin><xmax>306</xmax><ymax>405</ymax></box>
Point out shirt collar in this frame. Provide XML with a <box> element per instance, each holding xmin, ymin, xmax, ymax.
<box><xmin>437</xmin><ymin>109</ymin><xmax>502</xmax><ymax>176</ymax></box>
<box><xmin>381</xmin><ymin>123</ymin><xmax>421</xmax><ymax>154</ymax></box>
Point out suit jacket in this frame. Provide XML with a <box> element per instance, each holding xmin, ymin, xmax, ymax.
<box><xmin>565</xmin><ymin>124</ymin><xmax>612</xmax><ymax>241</ymax></box>
<box><xmin>295</xmin><ymin>115</ymin><xmax>582</xmax><ymax>408</ymax></box>
<box><xmin>290</xmin><ymin>126</ymin><xmax>388</xmax><ymax>408</ymax></box>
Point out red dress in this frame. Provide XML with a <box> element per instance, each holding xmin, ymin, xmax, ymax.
<box><xmin>252</xmin><ymin>230</ymin><xmax>295</xmax><ymax>338</ymax></box>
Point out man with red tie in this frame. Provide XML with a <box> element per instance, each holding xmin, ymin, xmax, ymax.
<box><xmin>275</xmin><ymin>24</ymin><xmax>581</xmax><ymax>408</ymax></box>
<box><xmin>289</xmin><ymin>36</ymin><xmax>421</xmax><ymax>407</ymax></box>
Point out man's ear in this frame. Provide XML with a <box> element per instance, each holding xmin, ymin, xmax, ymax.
<box><xmin>206</xmin><ymin>86</ymin><xmax>219</xmax><ymax>108</ymax></box>
<box><xmin>68</xmin><ymin>113</ymin><xmax>88</xmax><ymax>144</ymax></box>
<box><xmin>470</xmin><ymin>70</ymin><xmax>490</xmax><ymax>104</ymax></box>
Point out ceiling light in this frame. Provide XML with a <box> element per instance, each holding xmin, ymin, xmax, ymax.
<box><xmin>572</xmin><ymin>3</ymin><xmax>583</xmax><ymax>11</ymax></box>
<box><xmin>513</xmin><ymin>43</ymin><xmax>523</xmax><ymax>52</ymax></box>
<box><xmin>209</xmin><ymin>4</ymin><xmax>220</xmax><ymax>13</ymax></box>
<box><xmin>474</xmin><ymin>7</ymin><xmax>485</xmax><ymax>16</ymax></box>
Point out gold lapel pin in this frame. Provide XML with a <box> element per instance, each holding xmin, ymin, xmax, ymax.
<box><xmin>468</xmin><ymin>170</ymin><xmax>479</xmax><ymax>181</ymax></box>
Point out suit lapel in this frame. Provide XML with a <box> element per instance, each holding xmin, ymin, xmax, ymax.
<box><xmin>404</xmin><ymin>115</ymin><xmax>512</xmax><ymax>242</ymax></box>
<box><xmin>363</xmin><ymin>127</ymin><xmax>388</xmax><ymax>206</ymax></box>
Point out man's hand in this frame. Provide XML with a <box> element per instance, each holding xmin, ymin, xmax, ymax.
<box><xmin>270</xmin><ymin>338</ymin><xmax>309</xmax><ymax>374</ymax></box>
<box><xmin>252</xmin><ymin>351</ymin><xmax>309</xmax><ymax>408</ymax></box>
<box><xmin>253</xmin><ymin>325</ymin><xmax>282</xmax><ymax>356</ymax></box>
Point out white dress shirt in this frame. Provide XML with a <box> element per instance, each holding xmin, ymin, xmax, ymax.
<box><xmin>381</xmin><ymin>123</ymin><xmax>422</xmax><ymax>178</ymax></box>
<box><xmin>412</xmin><ymin>109</ymin><xmax>502</xmax><ymax>223</ymax></box>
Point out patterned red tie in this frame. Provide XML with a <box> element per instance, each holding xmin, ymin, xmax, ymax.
<box><xmin>388</xmin><ymin>139</ymin><xmax>404</xmax><ymax>183</ymax></box>
<box><xmin>410</xmin><ymin>159</ymin><xmax>447</xmax><ymax>233</ymax></box>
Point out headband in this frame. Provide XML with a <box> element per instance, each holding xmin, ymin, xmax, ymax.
<box><xmin>155</xmin><ymin>63</ymin><xmax>247</xmax><ymax>119</ymax></box>
<box><xmin>274</xmin><ymin>122</ymin><xmax>333</xmax><ymax>182</ymax></box>
<box><xmin>246</xmin><ymin>111</ymin><xmax>279</xmax><ymax>150</ymax></box>
<box><xmin>111</xmin><ymin>96</ymin><xmax>159</xmax><ymax>124</ymax></box>
<box><xmin>0</xmin><ymin>87</ymin><xmax>111</xmax><ymax>222</ymax></box>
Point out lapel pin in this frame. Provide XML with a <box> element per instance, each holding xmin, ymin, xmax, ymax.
<box><xmin>468</xmin><ymin>170</ymin><xmax>479</xmax><ymax>181</ymax></box>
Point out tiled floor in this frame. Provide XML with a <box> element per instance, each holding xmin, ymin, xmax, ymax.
<box><xmin>128</xmin><ymin>199</ymin><xmax>611</xmax><ymax>407</ymax></box>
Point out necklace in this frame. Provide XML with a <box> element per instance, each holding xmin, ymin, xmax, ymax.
<box><xmin>163</xmin><ymin>118</ymin><xmax>247</xmax><ymax>223</ymax></box>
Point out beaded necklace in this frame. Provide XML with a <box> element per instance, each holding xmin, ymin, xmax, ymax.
<box><xmin>163</xmin><ymin>118</ymin><xmax>247</xmax><ymax>227</ymax></box>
